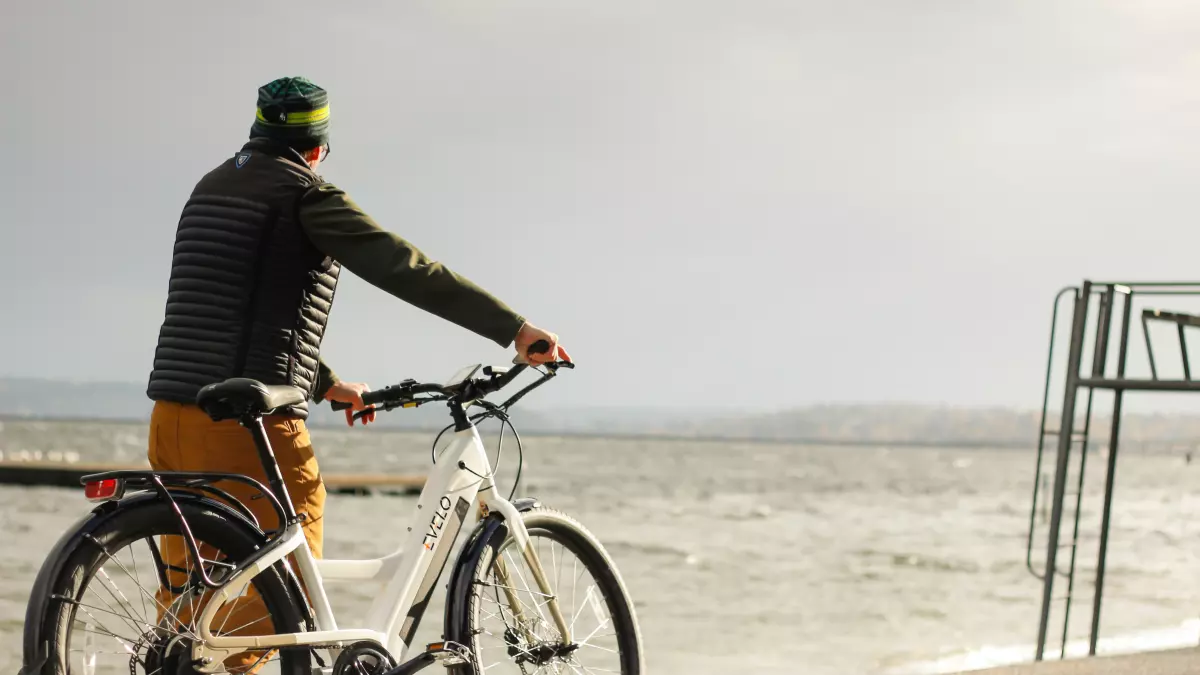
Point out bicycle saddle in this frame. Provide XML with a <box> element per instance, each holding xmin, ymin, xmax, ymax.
<box><xmin>196</xmin><ymin>378</ymin><xmax>307</xmax><ymax>421</ymax></box>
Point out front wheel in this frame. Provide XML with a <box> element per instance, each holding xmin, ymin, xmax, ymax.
<box><xmin>448</xmin><ymin>507</ymin><xmax>643</xmax><ymax>674</ymax></box>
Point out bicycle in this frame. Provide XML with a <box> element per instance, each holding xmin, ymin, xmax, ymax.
<box><xmin>20</xmin><ymin>341</ymin><xmax>643</xmax><ymax>675</ymax></box>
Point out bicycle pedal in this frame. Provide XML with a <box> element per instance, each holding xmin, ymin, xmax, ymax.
<box><xmin>379</xmin><ymin>642</ymin><xmax>469</xmax><ymax>675</ymax></box>
<box><xmin>426</xmin><ymin>641</ymin><xmax>470</xmax><ymax>665</ymax></box>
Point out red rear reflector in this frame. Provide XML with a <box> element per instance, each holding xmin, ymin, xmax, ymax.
<box><xmin>84</xmin><ymin>479</ymin><xmax>124</xmax><ymax>502</ymax></box>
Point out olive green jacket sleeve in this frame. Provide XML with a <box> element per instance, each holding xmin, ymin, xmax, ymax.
<box><xmin>297</xmin><ymin>181</ymin><xmax>526</xmax><ymax>365</ymax></box>
<box><xmin>312</xmin><ymin>358</ymin><xmax>340</xmax><ymax>403</ymax></box>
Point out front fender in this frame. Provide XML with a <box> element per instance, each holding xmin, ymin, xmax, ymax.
<box><xmin>442</xmin><ymin>497</ymin><xmax>540</xmax><ymax>660</ymax></box>
<box><xmin>20</xmin><ymin>489</ymin><xmax>306</xmax><ymax>673</ymax></box>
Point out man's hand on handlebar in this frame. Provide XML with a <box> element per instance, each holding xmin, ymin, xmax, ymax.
<box><xmin>324</xmin><ymin>381</ymin><xmax>377</xmax><ymax>427</ymax></box>
<box><xmin>327</xmin><ymin>327</ymin><xmax>571</xmax><ymax>425</ymax></box>
<box><xmin>514</xmin><ymin>322</ymin><xmax>571</xmax><ymax>366</ymax></box>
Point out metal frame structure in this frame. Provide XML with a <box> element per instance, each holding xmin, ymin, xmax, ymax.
<box><xmin>1026</xmin><ymin>280</ymin><xmax>1200</xmax><ymax>660</ymax></box>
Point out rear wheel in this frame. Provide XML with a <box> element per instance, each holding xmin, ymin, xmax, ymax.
<box><xmin>31</xmin><ymin>499</ymin><xmax>311</xmax><ymax>675</ymax></box>
<box><xmin>457</xmin><ymin>507</ymin><xmax>642</xmax><ymax>674</ymax></box>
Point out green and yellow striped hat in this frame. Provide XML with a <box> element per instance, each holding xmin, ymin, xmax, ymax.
<box><xmin>249</xmin><ymin>76</ymin><xmax>330</xmax><ymax>149</ymax></box>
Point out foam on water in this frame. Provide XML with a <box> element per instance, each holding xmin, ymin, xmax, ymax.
<box><xmin>887</xmin><ymin>619</ymin><xmax>1200</xmax><ymax>674</ymax></box>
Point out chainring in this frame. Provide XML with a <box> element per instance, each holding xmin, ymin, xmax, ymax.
<box><xmin>332</xmin><ymin>641</ymin><xmax>397</xmax><ymax>675</ymax></box>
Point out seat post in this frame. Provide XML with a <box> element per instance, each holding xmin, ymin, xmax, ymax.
<box><xmin>239</xmin><ymin>414</ymin><xmax>298</xmax><ymax>524</ymax></box>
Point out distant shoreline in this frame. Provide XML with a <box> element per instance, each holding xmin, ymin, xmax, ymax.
<box><xmin>5</xmin><ymin>413</ymin><xmax>1200</xmax><ymax>456</ymax></box>
<box><xmin>11</xmin><ymin>377</ymin><xmax>1200</xmax><ymax>455</ymax></box>
<box><xmin>0</xmin><ymin>412</ymin><xmax>1102</xmax><ymax>452</ymax></box>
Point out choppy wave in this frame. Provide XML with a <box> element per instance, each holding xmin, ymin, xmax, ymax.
<box><xmin>853</xmin><ymin>548</ymin><xmax>981</xmax><ymax>574</ymax></box>
<box><xmin>605</xmin><ymin>539</ymin><xmax>699</xmax><ymax>562</ymax></box>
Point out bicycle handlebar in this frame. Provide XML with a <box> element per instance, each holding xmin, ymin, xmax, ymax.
<box><xmin>329</xmin><ymin>339</ymin><xmax>561</xmax><ymax>413</ymax></box>
<box><xmin>360</xmin><ymin>382</ymin><xmax>443</xmax><ymax>407</ymax></box>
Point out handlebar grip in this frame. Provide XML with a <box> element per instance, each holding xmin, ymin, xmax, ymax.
<box><xmin>362</xmin><ymin>388</ymin><xmax>389</xmax><ymax>406</ymax></box>
<box><xmin>333</xmin><ymin>390</ymin><xmax>392</xmax><ymax>410</ymax></box>
<box><xmin>528</xmin><ymin>339</ymin><xmax>551</xmax><ymax>356</ymax></box>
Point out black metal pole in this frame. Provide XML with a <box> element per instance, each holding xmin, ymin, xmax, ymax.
<box><xmin>1073</xmin><ymin>377</ymin><xmax>1200</xmax><ymax>392</ymax></box>
<box><xmin>1028</xmin><ymin>288</ymin><xmax>1077</xmax><ymax>579</ymax></box>
<box><xmin>1179</xmin><ymin>324</ymin><xmax>1191</xmax><ymax>380</ymax></box>
<box><xmin>1089</xmin><ymin>289</ymin><xmax>1134</xmax><ymax>655</ymax></box>
<box><xmin>1090</xmin><ymin>281</ymin><xmax>1200</xmax><ymax>287</ymax></box>
<box><xmin>1144</xmin><ymin>314</ymin><xmax>1158</xmax><ymax>379</ymax></box>
<box><xmin>1058</xmin><ymin>286</ymin><xmax>1113</xmax><ymax>655</ymax></box>
<box><xmin>1092</xmin><ymin>286</ymin><xmax>1114</xmax><ymax>379</ymax></box>
<box><xmin>1037</xmin><ymin>283</ymin><xmax>1091</xmax><ymax>660</ymax></box>
<box><xmin>1042</xmin><ymin>475</ymin><xmax>1049</xmax><ymax>523</ymax></box>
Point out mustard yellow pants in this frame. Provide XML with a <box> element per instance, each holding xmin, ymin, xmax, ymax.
<box><xmin>147</xmin><ymin>401</ymin><xmax>326</xmax><ymax>672</ymax></box>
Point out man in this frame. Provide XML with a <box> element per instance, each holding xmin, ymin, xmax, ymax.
<box><xmin>144</xmin><ymin>76</ymin><xmax>568</xmax><ymax>667</ymax></box>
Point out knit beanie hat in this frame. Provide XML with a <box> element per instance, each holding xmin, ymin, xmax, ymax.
<box><xmin>249</xmin><ymin>76</ymin><xmax>330</xmax><ymax>150</ymax></box>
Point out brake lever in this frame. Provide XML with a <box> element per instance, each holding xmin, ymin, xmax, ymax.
<box><xmin>539</xmin><ymin>360</ymin><xmax>574</xmax><ymax>374</ymax></box>
<box><xmin>351</xmin><ymin>398</ymin><xmax>412</xmax><ymax>421</ymax></box>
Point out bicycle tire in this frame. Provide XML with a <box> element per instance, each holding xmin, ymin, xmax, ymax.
<box><xmin>27</xmin><ymin>497</ymin><xmax>311</xmax><ymax>675</ymax></box>
<box><xmin>449</xmin><ymin>507</ymin><xmax>643</xmax><ymax>674</ymax></box>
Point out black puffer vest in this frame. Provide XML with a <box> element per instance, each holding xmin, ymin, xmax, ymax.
<box><xmin>146</xmin><ymin>139</ymin><xmax>341</xmax><ymax>418</ymax></box>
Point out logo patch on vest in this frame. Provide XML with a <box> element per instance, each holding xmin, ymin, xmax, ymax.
<box><xmin>235</xmin><ymin>152</ymin><xmax>251</xmax><ymax>169</ymax></box>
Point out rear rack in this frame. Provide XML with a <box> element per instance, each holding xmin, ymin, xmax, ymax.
<box><xmin>1026</xmin><ymin>280</ymin><xmax>1200</xmax><ymax>661</ymax></box>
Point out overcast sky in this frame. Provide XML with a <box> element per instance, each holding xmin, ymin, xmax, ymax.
<box><xmin>4</xmin><ymin>1</ymin><xmax>1200</xmax><ymax>412</ymax></box>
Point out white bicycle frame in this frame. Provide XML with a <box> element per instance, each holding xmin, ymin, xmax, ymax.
<box><xmin>190</xmin><ymin>415</ymin><xmax>570</xmax><ymax>671</ymax></box>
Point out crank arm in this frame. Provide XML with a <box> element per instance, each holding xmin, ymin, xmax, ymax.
<box><xmin>381</xmin><ymin>641</ymin><xmax>471</xmax><ymax>675</ymax></box>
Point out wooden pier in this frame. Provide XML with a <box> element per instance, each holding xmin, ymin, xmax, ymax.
<box><xmin>0</xmin><ymin>460</ymin><xmax>425</xmax><ymax>496</ymax></box>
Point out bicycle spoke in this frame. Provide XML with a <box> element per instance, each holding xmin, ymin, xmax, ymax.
<box><xmin>571</xmin><ymin>557</ymin><xmax>578</xmax><ymax>631</ymax></box>
<box><xmin>93</xmin><ymin>536</ymin><xmax>197</xmax><ymax>639</ymax></box>
<box><xmin>477</xmin><ymin>584</ymin><xmax>555</xmax><ymax>642</ymax></box>
<box><xmin>567</xmin><ymin>657</ymin><xmax>617</xmax><ymax>674</ymax></box>
<box><xmin>575</xmin><ymin>642</ymin><xmax>617</xmax><ymax>655</ymax></box>
<box><xmin>566</xmin><ymin>591</ymin><xmax>591</xmax><ymax>635</ymax></box>
<box><xmin>129</xmin><ymin>540</ymin><xmax>150</xmax><ymax>620</ymax></box>
<box><xmin>86</xmin><ymin>574</ymin><xmax>148</xmax><ymax>638</ymax></box>
<box><xmin>218</xmin><ymin>612</ymin><xmax>273</xmax><ymax>636</ymax></box>
<box><xmin>98</xmin><ymin>564</ymin><xmax>150</xmax><ymax>626</ymax></box>
<box><xmin>576</xmin><ymin>617</ymin><xmax>613</xmax><ymax>649</ymax></box>
<box><xmin>503</xmin><ymin>548</ymin><xmax>553</xmax><ymax>630</ymax></box>
<box><xmin>478</xmin><ymin>637</ymin><xmax>541</xmax><ymax>663</ymax></box>
<box><xmin>181</xmin><ymin>538</ymin><xmax>199</xmax><ymax>636</ymax></box>
<box><xmin>566</xmin><ymin>578</ymin><xmax>594</xmax><ymax>634</ymax></box>
<box><xmin>477</xmin><ymin>580</ymin><xmax>553</xmax><ymax>599</ymax></box>
<box><xmin>71</xmin><ymin>599</ymin><xmax>166</xmax><ymax>639</ymax></box>
<box><xmin>70</xmin><ymin>616</ymin><xmax>139</xmax><ymax>647</ymax></box>
<box><xmin>216</xmin><ymin>581</ymin><xmax>246</xmax><ymax>636</ymax></box>
<box><xmin>67</xmin><ymin>646</ymin><xmax>141</xmax><ymax>656</ymax></box>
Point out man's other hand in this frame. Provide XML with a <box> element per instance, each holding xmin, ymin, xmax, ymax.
<box><xmin>514</xmin><ymin>322</ymin><xmax>572</xmax><ymax>366</ymax></box>
<box><xmin>325</xmin><ymin>381</ymin><xmax>377</xmax><ymax>426</ymax></box>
